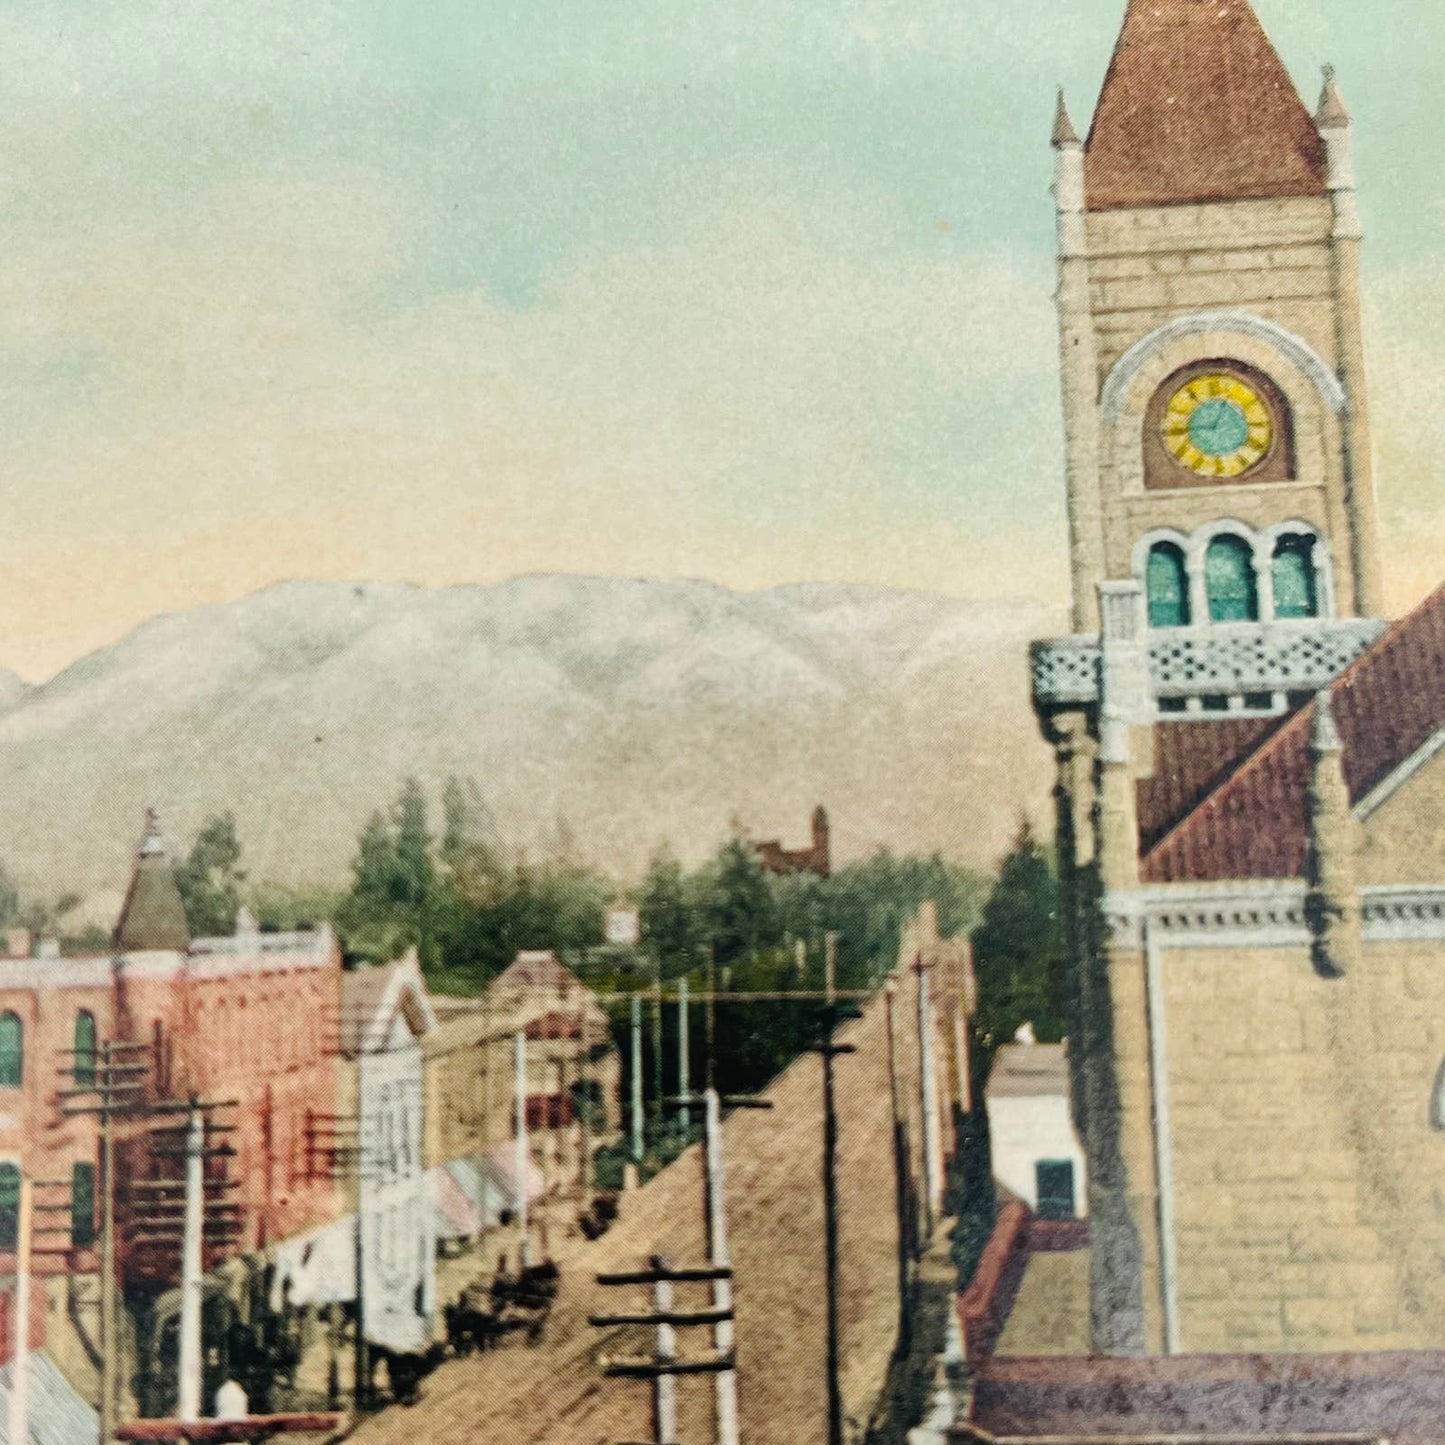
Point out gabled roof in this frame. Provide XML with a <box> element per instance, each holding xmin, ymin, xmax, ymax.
<box><xmin>1143</xmin><ymin>585</ymin><xmax>1445</xmax><ymax>882</ymax></box>
<box><xmin>1085</xmin><ymin>0</ymin><xmax>1327</xmax><ymax>211</ymax></box>
<box><xmin>489</xmin><ymin>949</ymin><xmax>581</xmax><ymax>995</ymax></box>
<box><xmin>341</xmin><ymin>951</ymin><xmax>437</xmax><ymax>1057</ymax></box>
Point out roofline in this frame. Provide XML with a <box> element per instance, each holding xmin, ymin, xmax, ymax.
<box><xmin>1142</xmin><ymin>585</ymin><xmax>1444</xmax><ymax>875</ymax></box>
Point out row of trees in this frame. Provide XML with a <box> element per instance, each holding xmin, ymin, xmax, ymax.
<box><xmin>7</xmin><ymin>784</ymin><xmax>1066</xmax><ymax>1098</ymax></box>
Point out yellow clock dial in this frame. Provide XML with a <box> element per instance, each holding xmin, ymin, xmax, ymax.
<box><xmin>1161</xmin><ymin>373</ymin><xmax>1274</xmax><ymax>479</ymax></box>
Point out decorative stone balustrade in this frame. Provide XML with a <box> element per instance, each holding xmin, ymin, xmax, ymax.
<box><xmin>1031</xmin><ymin>617</ymin><xmax>1387</xmax><ymax>710</ymax></box>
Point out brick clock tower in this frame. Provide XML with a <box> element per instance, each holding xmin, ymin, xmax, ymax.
<box><xmin>1035</xmin><ymin>0</ymin><xmax>1445</xmax><ymax>1360</ymax></box>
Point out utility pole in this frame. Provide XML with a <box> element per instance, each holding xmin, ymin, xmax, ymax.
<box><xmin>913</xmin><ymin>955</ymin><xmax>942</xmax><ymax>1236</ymax></box>
<box><xmin>10</xmin><ymin>1169</ymin><xmax>31</xmax><ymax>1445</ymax></box>
<box><xmin>704</xmin><ymin>1088</ymin><xmax>740</xmax><ymax>1445</ymax></box>
<box><xmin>56</xmin><ymin>1037</ymin><xmax>152</xmax><ymax>1445</ymax></box>
<box><xmin>675</xmin><ymin>977</ymin><xmax>689</xmax><ymax>1132</ymax></box>
<box><xmin>883</xmin><ymin>980</ymin><xmax>914</xmax><ymax>1345</ymax></box>
<box><xmin>595</xmin><ymin>1084</ymin><xmax>769</xmax><ymax>1445</ymax></box>
<box><xmin>577</xmin><ymin>999</ymin><xmax>592</xmax><ymax>1209</ymax></box>
<box><xmin>515</xmin><ymin>1029</ymin><xmax>531</xmax><ymax>1269</ymax></box>
<box><xmin>630</xmin><ymin>993</ymin><xmax>645</xmax><ymax>1168</ymax></box>
<box><xmin>705</xmin><ymin>948</ymin><xmax>717</xmax><ymax>1092</ymax></box>
<box><xmin>809</xmin><ymin>997</ymin><xmax>857</xmax><ymax>1445</ymax></box>
<box><xmin>651</xmin><ymin>979</ymin><xmax>664</xmax><ymax>1146</ymax></box>
<box><xmin>177</xmin><ymin>1101</ymin><xmax>204</xmax><ymax>1424</ymax></box>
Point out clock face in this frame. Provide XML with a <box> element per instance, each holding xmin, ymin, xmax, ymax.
<box><xmin>1161</xmin><ymin>373</ymin><xmax>1274</xmax><ymax>479</ymax></box>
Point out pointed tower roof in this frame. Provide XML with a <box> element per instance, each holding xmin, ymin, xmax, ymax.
<box><xmin>1317</xmin><ymin>64</ymin><xmax>1351</xmax><ymax>128</ymax></box>
<box><xmin>1085</xmin><ymin>0</ymin><xmax>1327</xmax><ymax>211</ymax></box>
<box><xmin>113</xmin><ymin>809</ymin><xmax>191</xmax><ymax>953</ymax></box>
<box><xmin>1052</xmin><ymin>88</ymin><xmax>1080</xmax><ymax>147</ymax></box>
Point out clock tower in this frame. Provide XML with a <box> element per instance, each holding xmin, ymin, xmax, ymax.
<box><xmin>1053</xmin><ymin>0</ymin><xmax>1381</xmax><ymax>636</ymax></box>
<box><xmin>1030</xmin><ymin>0</ymin><xmax>1429</xmax><ymax>1361</ymax></box>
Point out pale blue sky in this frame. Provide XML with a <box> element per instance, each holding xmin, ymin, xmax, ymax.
<box><xmin>2</xmin><ymin>0</ymin><xmax>1441</xmax><ymax>677</ymax></box>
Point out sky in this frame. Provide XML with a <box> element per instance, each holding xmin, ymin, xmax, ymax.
<box><xmin>2</xmin><ymin>0</ymin><xmax>1443</xmax><ymax>680</ymax></box>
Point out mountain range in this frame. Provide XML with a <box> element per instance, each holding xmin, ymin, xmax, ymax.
<box><xmin>0</xmin><ymin>577</ymin><xmax>1061</xmax><ymax>917</ymax></box>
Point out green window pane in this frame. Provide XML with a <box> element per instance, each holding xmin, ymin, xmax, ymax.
<box><xmin>1205</xmin><ymin>536</ymin><xmax>1259</xmax><ymax>622</ymax></box>
<box><xmin>74</xmin><ymin>1011</ymin><xmax>97</xmax><ymax>1089</ymax></box>
<box><xmin>1035</xmin><ymin>1159</ymin><xmax>1076</xmax><ymax>1221</ymax></box>
<box><xmin>0</xmin><ymin>1164</ymin><xmax>19</xmax><ymax>1250</ymax></box>
<box><xmin>1272</xmin><ymin>536</ymin><xmax>1319</xmax><ymax>619</ymax></box>
<box><xmin>0</xmin><ymin>1013</ymin><xmax>23</xmax><ymax>1089</ymax></box>
<box><xmin>1146</xmin><ymin>544</ymin><xmax>1190</xmax><ymax>628</ymax></box>
<box><xmin>72</xmin><ymin>1162</ymin><xmax>95</xmax><ymax>1248</ymax></box>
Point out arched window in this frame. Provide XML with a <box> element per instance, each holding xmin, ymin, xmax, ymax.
<box><xmin>71</xmin><ymin>1161</ymin><xmax>95</xmax><ymax>1248</ymax></box>
<box><xmin>1272</xmin><ymin>534</ymin><xmax>1319</xmax><ymax>619</ymax></box>
<box><xmin>0</xmin><ymin>1014</ymin><xmax>23</xmax><ymax>1089</ymax></box>
<box><xmin>0</xmin><ymin>1165</ymin><xmax>18</xmax><ymax>1250</ymax></box>
<box><xmin>73</xmin><ymin>1010</ymin><xmax>97</xmax><ymax>1089</ymax></box>
<box><xmin>1145</xmin><ymin>542</ymin><xmax>1191</xmax><ymax>628</ymax></box>
<box><xmin>1205</xmin><ymin>535</ymin><xmax>1259</xmax><ymax>622</ymax></box>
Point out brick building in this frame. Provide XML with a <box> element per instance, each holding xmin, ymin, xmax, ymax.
<box><xmin>1030</xmin><ymin>0</ymin><xmax>1445</xmax><ymax>1361</ymax></box>
<box><xmin>423</xmin><ymin>951</ymin><xmax>620</xmax><ymax>1194</ymax></box>
<box><xmin>754</xmin><ymin>805</ymin><xmax>831</xmax><ymax>878</ymax></box>
<box><xmin>0</xmin><ymin>814</ymin><xmax>344</xmax><ymax>1395</ymax></box>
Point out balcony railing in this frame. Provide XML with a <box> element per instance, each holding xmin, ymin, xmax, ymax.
<box><xmin>1031</xmin><ymin>617</ymin><xmax>1387</xmax><ymax>709</ymax></box>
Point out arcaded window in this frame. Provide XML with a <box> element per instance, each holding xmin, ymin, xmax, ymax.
<box><xmin>0</xmin><ymin>1165</ymin><xmax>19</xmax><ymax>1250</ymax></box>
<box><xmin>73</xmin><ymin>1010</ymin><xmax>97</xmax><ymax>1089</ymax></box>
<box><xmin>1146</xmin><ymin>542</ymin><xmax>1190</xmax><ymax>628</ymax></box>
<box><xmin>1205</xmin><ymin>535</ymin><xmax>1259</xmax><ymax>622</ymax></box>
<box><xmin>71</xmin><ymin>1161</ymin><xmax>95</xmax><ymax>1247</ymax></box>
<box><xmin>1272</xmin><ymin>534</ymin><xmax>1319</xmax><ymax>619</ymax></box>
<box><xmin>0</xmin><ymin>1014</ymin><xmax>23</xmax><ymax>1089</ymax></box>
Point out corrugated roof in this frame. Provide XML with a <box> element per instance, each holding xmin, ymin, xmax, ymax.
<box><xmin>1085</xmin><ymin>0</ymin><xmax>1327</xmax><ymax>211</ymax></box>
<box><xmin>1144</xmin><ymin>585</ymin><xmax>1445</xmax><ymax>882</ymax></box>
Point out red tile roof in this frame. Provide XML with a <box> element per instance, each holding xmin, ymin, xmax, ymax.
<box><xmin>1143</xmin><ymin>585</ymin><xmax>1445</xmax><ymax>882</ymax></box>
<box><xmin>1137</xmin><ymin>714</ymin><xmax>1294</xmax><ymax>855</ymax></box>
<box><xmin>1085</xmin><ymin>0</ymin><xmax>1327</xmax><ymax>211</ymax></box>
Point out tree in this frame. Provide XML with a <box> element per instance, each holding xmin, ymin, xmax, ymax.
<box><xmin>704</xmin><ymin>833</ymin><xmax>780</xmax><ymax>968</ymax></box>
<box><xmin>971</xmin><ymin>819</ymin><xmax>1064</xmax><ymax>1055</ymax></box>
<box><xmin>337</xmin><ymin>785</ymin><xmax>437</xmax><ymax>965</ymax></box>
<box><xmin>0</xmin><ymin>862</ymin><xmax>19</xmax><ymax>934</ymax></box>
<box><xmin>174</xmin><ymin>815</ymin><xmax>246</xmax><ymax>938</ymax></box>
<box><xmin>639</xmin><ymin>849</ymin><xmax>702</xmax><ymax>977</ymax></box>
<box><xmin>391</xmin><ymin>778</ymin><xmax>434</xmax><ymax>912</ymax></box>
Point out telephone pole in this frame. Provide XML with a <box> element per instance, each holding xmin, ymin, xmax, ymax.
<box><xmin>57</xmin><ymin>1037</ymin><xmax>152</xmax><ymax>1443</ymax></box>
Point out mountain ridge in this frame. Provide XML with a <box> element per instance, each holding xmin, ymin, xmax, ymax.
<box><xmin>0</xmin><ymin>575</ymin><xmax>1061</xmax><ymax>909</ymax></box>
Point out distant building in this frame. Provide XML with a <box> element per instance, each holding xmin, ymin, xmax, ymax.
<box><xmin>423</xmin><ymin>951</ymin><xmax>620</xmax><ymax>1200</ymax></box>
<box><xmin>754</xmin><ymin>805</ymin><xmax>831</xmax><ymax>878</ymax></box>
<box><xmin>339</xmin><ymin>953</ymin><xmax>437</xmax><ymax>1355</ymax></box>
<box><xmin>984</xmin><ymin>1031</ymin><xmax>1087</xmax><ymax>1222</ymax></box>
<box><xmin>0</xmin><ymin>812</ymin><xmax>343</xmax><ymax>1403</ymax></box>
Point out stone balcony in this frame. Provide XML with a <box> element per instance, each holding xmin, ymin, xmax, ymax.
<box><xmin>1031</xmin><ymin>616</ymin><xmax>1387</xmax><ymax>712</ymax></box>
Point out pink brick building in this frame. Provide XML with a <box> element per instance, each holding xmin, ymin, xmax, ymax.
<box><xmin>0</xmin><ymin>816</ymin><xmax>344</xmax><ymax>1377</ymax></box>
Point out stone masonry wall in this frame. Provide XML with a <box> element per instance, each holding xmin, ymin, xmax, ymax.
<box><xmin>1160</xmin><ymin>935</ymin><xmax>1445</xmax><ymax>1353</ymax></box>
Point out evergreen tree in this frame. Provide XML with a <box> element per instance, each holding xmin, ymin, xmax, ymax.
<box><xmin>639</xmin><ymin>848</ymin><xmax>702</xmax><ymax>977</ymax></box>
<box><xmin>971</xmin><ymin>819</ymin><xmax>1064</xmax><ymax>1055</ymax></box>
<box><xmin>174</xmin><ymin>814</ymin><xmax>246</xmax><ymax>937</ymax></box>
<box><xmin>705</xmin><ymin>833</ymin><xmax>779</xmax><ymax>967</ymax></box>
<box><xmin>390</xmin><ymin>778</ymin><xmax>434</xmax><ymax>911</ymax></box>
